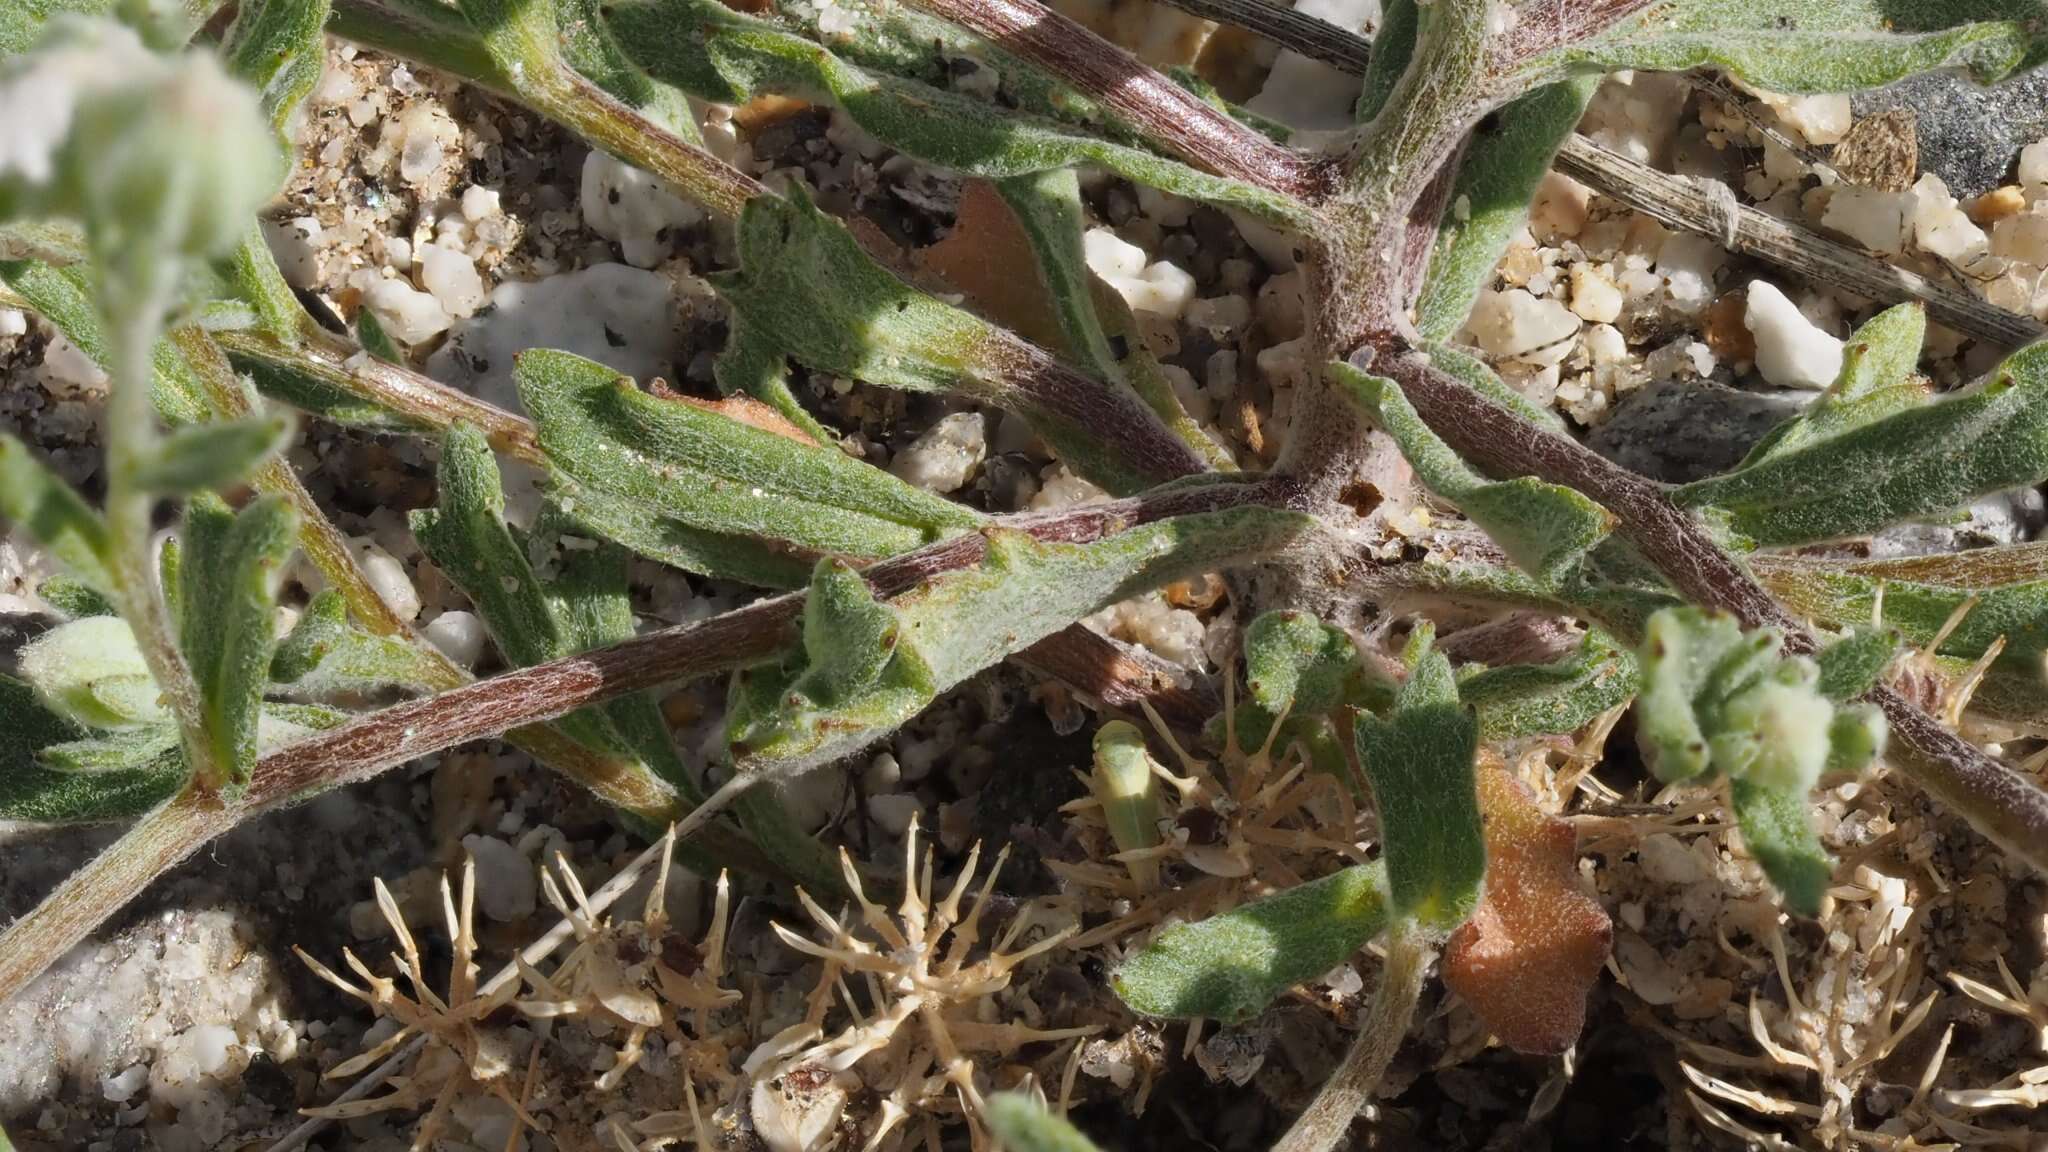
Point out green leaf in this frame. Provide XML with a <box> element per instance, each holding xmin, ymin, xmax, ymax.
<box><xmin>519</xmin><ymin>347</ymin><xmax>980</xmax><ymax>587</ymax></box>
<box><xmin>1334</xmin><ymin>363</ymin><xmax>1612</xmax><ymax>584</ymax></box>
<box><xmin>710</xmin><ymin>192</ymin><xmax>1182</xmax><ymax>495</ymax></box>
<box><xmin>1676</xmin><ymin>343</ymin><xmax>2048</xmax><ymax>546</ymax></box>
<box><xmin>1461</xmin><ymin>631</ymin><xmax>1639</xmax><ymax>741</ymax></box>
<box><xmin>132</xmin><ymin>415</ymin><xmax>292</xmax><ymax>494</ymax></box>
<box><xmin>0</xmin><ymin>673</ymin><xmax>186</xmax><ymax>823</ymax></box>
<box><xmin>269</xmin><ymin>590</ymin><xmax>450</xmax><ymax>697</ymax></box>
<box><xmin>18</xmin><ymin>615</ymin><xmax>167</xmax><ymax>729</ymax></box>
<box><xmin>1354</xmin><ymin>0</ymin><xmax>1416</xmax><ymax>124</ymax></box>
<box><xmin>985</xmin><ymin>1095</ymin><xmax>1109</xmax><ymax>1152</ymax></box>
<box><xmin>1525</xmin><ymin>0</ymin><xmax>2048</xmax><ymax>93</ymax></box>
<box><xmin>1814</xmin><ymin>627</ymin><xmax>1901</xmax><ymax>702</ymax></box>
<box><xmin>36</xmin><ymin>572</ymin><xmax>114</xmax><ymax>618</ymax></box>
<box><xmin>1091</xmin><ymin>720</ymin><xmax>1163</xmax><ymax>874</ymax></box>
<box><xmin>177</xmin><ymin>493</ymin><xmax>298</xmax><ymax>787</ymax></box>
<box><xmin>608</xmin><ymin>0</ymin><xmax>1310</xmax><ymax>225</ymax></box>
<box><xmin>1112</xmin><ymin>863</ymin><xmax>1389</xmax><ymax>1021</ymax></box>
<box><xmin>38</xmin><ymin>724</ymin><xmax>181</xmax><ymax>774</ymax></box>
<box><xmin>728</xmin><ymin>501</ymin><xmax>1308</xmax><ymax>780</ymax></box>
<box><xmin>1414</xmin><ymin>78</ymin><xmax>1598</xmax><ymax>343</ymax></box>
<box><xmin>1353</xmin><ymin>627</ymin><xmax>1484</xmax><ymax>931</ymax></box>
<box><xmin>1738</xmin><ymin>303</ymin><xmax>1931</xmax><ymax>467</ymax></box>
<box><xmin>222</xmin><ymin>0</ymin><xmax>332</xmax><ymax>142</ymax></box>
<box><xmin>1</xmin><ymin>260</ymin><xmax>207</xmax><ymax>423</ymax></box>
<box><xmin>0</xmin><ymin>432</ymin><xmax>113</xmax><ymax>591</ymax></box>
<box><xmin>1243</xmin><ymin>610</ymin><xmax>1359</xmax><ymax>718</ymax></box>
<box><xmin>1728</xmin><ymin>777</ymin><xmax>1831</xmax><ymax>917</ymax></box>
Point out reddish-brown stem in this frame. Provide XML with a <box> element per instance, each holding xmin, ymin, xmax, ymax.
<box><xmin>898</xmin><ymin>0</ymin><xmax>1330</xmax><ymax>200</ymax></box>
<box><xmin>1377</xmin><ymin>342</ymin><xmax>2048</xmax><ymax>876</ymax></box>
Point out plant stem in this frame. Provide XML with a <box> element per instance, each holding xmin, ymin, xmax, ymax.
<box><xmin>1378</xmin><ymin>343</ymin><xmax>2048</xmax><ymax>877</ymax></box>
<box><xmin>1273</xmin><ymin>925</ymin><xmax>1432</xmax><ymax>1152</ymax></box>
<box><xmin>896</xmin><ymin>0</ymin><xmax>1328</xmax><ymax>200</ymax></box>
<box><xmin>0</xmin><ymin>793</ymin><xmax>241</xmax><ymax>1007</ymax></box>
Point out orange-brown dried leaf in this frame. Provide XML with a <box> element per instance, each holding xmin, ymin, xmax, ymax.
<box><xmin>1442</xmin><ymin>757</ymin><xmax>1612</xmax><ymax>1054</ymax></box>
<box><xmin>913</xmin><ymin>179</ymin><xmax>1070</xmax><ymax>353</ymax></box>
<box><xmin>651</xmin><ymin>383</ymin><xmax>820</xmax><ymax>447</ymax></box>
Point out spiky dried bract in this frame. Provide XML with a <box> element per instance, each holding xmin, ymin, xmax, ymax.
<box><xmin>518</xmin><ymin>832</ymin><xmax>742</xmax><ymax>1094</ymax></box>
<box><xmin>294</xmin><ymin>858</ymin><xmax>540</xmax><ymax>1151</ymax></box>
<box><xmin>758</xmin><ymin>819</ymin><xmax>1094</xmax><ymax>1150</ymax></box>
<box><xmin>1441</xmin><ymin>758</ymin><xmax>1611</xmax><ymax>1055</ymax></box>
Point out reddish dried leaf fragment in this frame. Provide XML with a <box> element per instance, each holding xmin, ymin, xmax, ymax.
<box><xmin>650</xmin><ymin>382</ymin><xmax>820</xmax><ymax>447</ymax></box>
<box><xmin>913</xmin><ymin>179</ymin><xmax>1070</xmax><ymax>354</ymax></box>
<box><xmin>1442</xmin><ymin>758</ymin><xmax>1612</xmax><ymax>1054</ymax></box>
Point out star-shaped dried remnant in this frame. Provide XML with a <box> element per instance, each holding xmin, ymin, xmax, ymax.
<box><xmin>756</xmin><ymin>818</ymin><xmax>1097</xmax><ymax>1151</ymax></box>
<box><xmin>295</xmin><ymin>858</ymin><xmax>541</xmax><ymax>1151</ymax></box>
<box><xmin>1442</xmin><ymin>756</ymin><xmax>1613</xmax><ymax>1055</ymax></box>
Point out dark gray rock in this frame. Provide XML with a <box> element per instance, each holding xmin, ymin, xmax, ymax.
<box><xmin>1851</xmin><ymin>69</ymin><xmax>2048</xmax><ymax>199</ymax></box>
<box><xmin>1587</xmin><ymin>379</ymin><xmax>1805</xmax><ymax>484</ymax></box>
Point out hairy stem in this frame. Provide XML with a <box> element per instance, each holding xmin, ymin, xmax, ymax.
<box><xmin>1273</xmin><ymin>925</ymin><xmax>1432</xmax><ymax>1152</ymax></box>
<box><xmin>0</xmin><ymin>794</ymin><xmax>241</xmax><ymax>1008</ymax></box>
<box><xmin>897</xmin><ymin>0</ymin><xmax>1327</xmax><ymax>200</ymax></box>
<box><xmin>1379</xmin><ymin>343</ymin><xmax>2048</xmax><ymax>876</ymax></box>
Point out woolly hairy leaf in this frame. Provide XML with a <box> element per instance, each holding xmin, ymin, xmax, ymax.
<box><xmin>1113</xmin><ymin>863</ymin><xmax>1390</xmax><ymax>1021</ymax></box>
<box><xmin>38</xmin><ymin>724</ymin><xmax>181</xmax><ymax>774</ymax></box>
<box><xmin>17</xmin><ymin>616</ymin><xmax>166</xmax><ymax>730</ymax></box>
<box><xmin>36</xmin><ymin>573</ymin><xmax>114</xmax><ymax>618</ymax></box>
<box><xmin>989</xmin><ymin>172</ymin><xmax>1231</xmax><ymax>471</ymax></box>
<box><xmin>607</xmin><ymin>0</ymin><xmax>1309</xmax><ymax>224</ymax></box>
<box><xmin>132</xmin><ymin>416</ymin><xmax>291</xmax><ymax>495</ymax></box>
<box><xmin>0</xmin><ymin>433</ymin><xmax>113</xmax><ymax>592</ymax></box>
<box><xmin>1759</xmin><ymin>545</ymin><xmax>2048</xmax><ymax>670</ymax></box>
<box><xmin>269</xmin><ymin>590</ymin><xmax>450</xmax><ymax>697</ymax></box>
<box><xmin>1335</xmin><ymin>364</ymin><xmax>1612</xmax><ymax>584</ymax></box>
<box><xmin>1355</xmin><ymin>627</ymin><xmax>1484</xmax><ymax>930</ymax></box>
<box><xmin>178</xmin><ymin>493</ymin><xmax>298</xmax><ymax>787</ymax></box>
<box><xmin>985</xmin><ymin>1095</ymin><xmax>1109</xmax><ymax>1152</ymax></box>
<box><xmin>1243</xmin><ymin>610</ymin><xmax>1358</xmax><ymax>718</ymax></box>
<box><xmin>1677</xmin><ymin>344</ymin><xmax>2048</xmax><ymax>546</ymax></box>
<box><xmin>728</xmin><ymin>502</ymin><xmax>1309</xmax><ymax>780</ymax></box>
<box><xmin>1740</xmin><ymin>303</ymin><xmax>1931</xmax><ymax>467</ymax></box>
<box><xmin>710</xmin><ymin>192</ymin><xmax>1176</xmax><ymax>494</ymax></box>
<box><xmin>1814</xmin><ymin>628</ymin><xmax>1901</xmax><ymax>702</ymax></box>
<box><xmin>1729</xmin><ymin>777</ymin><xmax>1832</xmax><ymax>916</ymax></box>
<box><xmin>1414</xmin><ymin>78</ymin><xmax>1597</xmax><ymax>342</ymax></box>
<box><xmin>520</xmin><ymin>347</ymin><xmax>980</xmax><ymax>587</ymax></box>
<box><xmin>222</xmin><ymin>0</ymin><xmax>332</xmax><ymax>141</ymax></box>
<box><xmin>1461</xmin><ymin>631</ymin><xmax>1639</xmax><ymax>742</ymax></box>
<box><xmin>1526</xmin><ymin>0</ymin><xmax>2048</xmax><ymax>93</ymax></box>
<box><xmin>0</xmin><ymin>673</ymin><xmax>185</xmax><ymax>823</ymax></box>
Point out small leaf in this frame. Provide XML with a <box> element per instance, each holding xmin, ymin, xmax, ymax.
<box><xmin>38</xmin><ymin>724</ymin><xmax>181</xmax><ymax>774</ymax></box>
<box><xmin>0</xmin><ymin>260</ymin><xmax>209</xmax><ymax>424</ymax></box>
<box><xmin>985</xmin><ymin>1095</ymin><xmax>1108</xmax><ymax>1152</ymax></box>
<box><xmin>1674</xmin><ymin>295</ymin><xmax>2048</xmax><ymax>548</ymax></box>
<box><xmin>268</xmin><ymin>590</ymin><xmax>449</xmax><ymax>697</ymax></box>
<box><xmin>1461</xmin><ymin>631</ymin><xmax>1639</xmax><ymax>741</ymax></box>
<box><xmin>1242</xmin><ymin>610</ymin><xmax>1359</xmax><ymax>718</ymax></box>
<box><xmin>0</xmin><ymin>673</ymin><xmax>186</xmax><ymax>823</ymax></box>
<box><xmin>1740</xmin><ymin>303</ymin><xmax>1931</xmax><ymax>467</ymax></box>
<box><xmin>1113</xmin><ymin>863</ymin><xmax>1390</xmax><ymax>1022</ymax></box>
<box><xmin>222</xmin><ymin>0</ymin><xmax>332</xmax><ymax>142</ymax></box>
<box><xmin>1334</xmin><ymin>363</ymin><xmax>1611</xmax><ymax>584</ymax></box>
<box><xmin>412</xmin><ymin>426</ymin><xmax>564</xmax><ymax>669</ymax></box>
<box><xmin>131</xmin><ymin>415</ymin><xmax>292</xmax><ymax>494</ymax></box>
<box><xmin>793</xmin><ymin>560</ymin><xmax>901</xmax><ymax>707</ymax></box>
<box><xmin>519</xmin><ymin>347</ymin><xmax>980</xmax><ymax>586</ymax></box>
<box><xmin>35</xmin><ymin>572</ymin><xmax>114</xmax><ymax>619</ymax></box>
<box><xmin>1814</xmin><ymin>627</ymin><xmax>1901</xmax><ymax>702</ymax></box>
<box><xmin>0</xmin><ymin>432</ymin><xmax>113</xmax><ymax>591</ymax></box>
<box><xmin>728</xmin><ymin>503</ymin><xmax>1308</xmax><ymax>780</ymax></box>
<box><xmin>1353</xmin><ymin>627</ymin><xmax>1485</xmax><ymax>931</ymax></box>
<box><xmin>1728</xmin><ymin>777</ymin><xmax>1832</xmax><ymax>916</ymax></box>
<box><xmin>1414</xmin><ymin>78</ymin><xmax>1597</xmax><ymax>343</ymax></box>
<box><xmin>1442</xmin><ymin>758</ymin><xmax>1612</xmax><ymax>1054</ymax></box>
<box><xmin>1526</xmin><ymin>0</ymin><xmax>2048</xmax><ymax>93</ymax></box>
<box><xmin>178</xmin><ymin>492</ymin><xmax>298</xmax><ymax>787</ymax></box>
<box><xmin>610</xmin><ymin>0</ymin><xmax>1310</xmax><ymax>224</ymax></box>
<box><xmin>18</xmin><ymin>615</ymin><xmax>167</xmax><ymax>729</ymax></box>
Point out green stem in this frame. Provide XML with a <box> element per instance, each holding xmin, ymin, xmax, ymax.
<box><xmin>1273</xmin><ymin>924</ymin><xmax>1432</xmax><ymax>1152</ymax></box>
